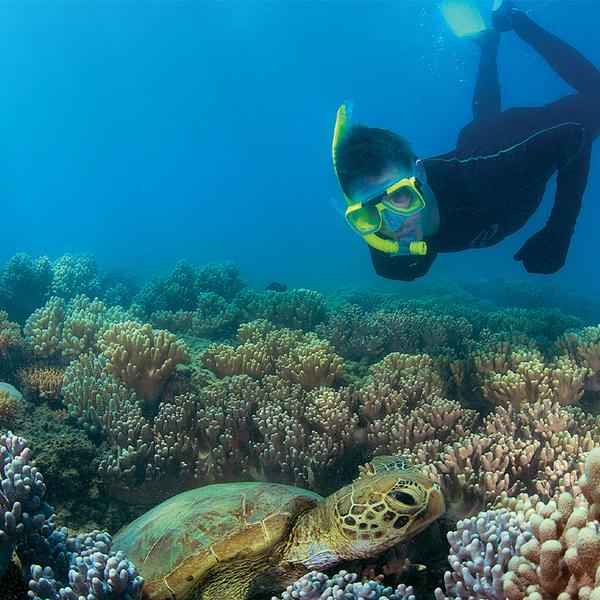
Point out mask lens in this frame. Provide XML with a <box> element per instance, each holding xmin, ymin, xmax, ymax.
<box><xmin>382</xmin><ymin>182</ymin><xmax>425</xmax><ymax>216</ymax></box>
<box><xmin>345</xmin><ymin>204</ymin><xmax>382</xmax><ymax>235</ymax></box>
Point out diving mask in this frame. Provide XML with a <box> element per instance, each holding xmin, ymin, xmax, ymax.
<box><xmin>344</xmin><ymin>176</ymin><xmax>426</xmax><ymax>236</ymax></box>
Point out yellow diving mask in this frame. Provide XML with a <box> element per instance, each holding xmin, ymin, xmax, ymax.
<box><xmin>344</xmin><ymin>176</ymin><xmax>426</xmax><ymax>235</ymax></box>
<box><xmin>332</xmin><ymin>101</ymin><xmax>428</xmax><ymax>257</ymax></box>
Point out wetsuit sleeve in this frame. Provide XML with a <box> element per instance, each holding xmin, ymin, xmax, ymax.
<box><xmin>369</xmin><ymin>247</ymin><xmax>437</xmax><ymax>281</ymax></box>
<box><xmin>514</xmin><ymin>127</ymin><xmax>592</xmax><ymax>274</ymax></box>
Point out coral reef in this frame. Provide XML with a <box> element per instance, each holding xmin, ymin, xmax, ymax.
<box><xmin>4</xmin><ymin>255</ymin><xmax>600</xmax><ymax>598</ymax></box>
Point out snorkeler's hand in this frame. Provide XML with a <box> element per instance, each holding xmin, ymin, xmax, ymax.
<box><xmin>513</xmin><ymin>227</ymin><xmax>569</xmax><ymax>274</ymax></box>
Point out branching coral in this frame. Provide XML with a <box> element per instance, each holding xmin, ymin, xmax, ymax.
<box><xmin>558</xmin><ymin>326</ymin><xmax>600</xmax><ymax>391</ymax></box>
<box><xmin>0</xmin><ymin>253</ymin><xmax>53</xmax><ymax>324</ymax></box>
<box><xmin>234</xmin><ymin>288</ymin><xmax>327</xmax><ymax>330</ymax></box>
<box><xmin>0</xmin><ymin>311</ymin><xmax>23</xmax><ymax>358</ymax></box>
<box><xmin>151</xmin><ymin>292</ymin><xmax>238</xmax><ymax>338</ymax></box>
<box><xmin>202</xmin><ymin>323</ymin><xmax>344</xmax><ymax>390</ymax></box>
<box><xmin>51</xmin><ymin>253</ymin><xmax>100</xmax><ymax>300</ymax></box>
<box><xmin>18</xmin><ymin>366</ymin><xmax>65</xmax><ymax>401</ymax></box>
<box><xmin>501</xmin><ymin>449</ymin><xmax>600</xmax><ymax>599</ymax></box>
<box><xmin>276</xmin><ymin>570</ymin><xmax>416</xmax><ymax>600</ymax></box>
<box><xmin>24</xmin><ymin>295</ymin><xmax>109</xmax><ymax>361</ymax></box>
<box><xmin>100</xmin><ymin>321</ymin><xmax>189</xmax><ymax>406</ymax></box>
<box><xmin>62</xmin><ymin>353</ymin><xmax>139</xmax><ymax>440</ymax></box>
<box><xmin>0</xmin><ymin>391</ymin><xmax>21</xmax><ymax>428</ymax></box>
<box><xmin>0</xmin><ymin>433</ymin><xmax>48</xmax><ymax>575</ymax></box>
<box><xmin>318</xmin><ymin>303</ymin><xmax>475</xmax><ymax>362</ymax></box>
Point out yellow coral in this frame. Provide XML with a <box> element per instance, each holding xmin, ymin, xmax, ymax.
<box><xmin>0</xmin><ymin>311</ymin><xmax>22</xmax><ymax>358</ymax></box>
<box><xmin>100</xmin><ymin>321</ymin><xmax>189</xmax><ymax>405</ymax></box>
<box><xmin>17</xmin><ymin>366</ymin><xmax>64</xmax><ymax>401</ymax></box>
<box><xmin>0</xmin><ymin>391</ymin><xmax>21</xmax><ymax>427</ymax></box>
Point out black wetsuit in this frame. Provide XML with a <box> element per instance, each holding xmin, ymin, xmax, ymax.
<box><xmin>371</xmin><ymin>11</ymin><xmax>600</xmax><ymax>281</ymax></box>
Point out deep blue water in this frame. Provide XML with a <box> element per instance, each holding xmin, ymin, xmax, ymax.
<box><xmin>0</xmin><ymin>1</ymin><xmax>598</xmax><ymax>292</ymax></box>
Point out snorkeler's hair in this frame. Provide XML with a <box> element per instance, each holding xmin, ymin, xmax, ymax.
<box><xmin>335</xmin><ymin>124</ymin><xmax>415</xmax><ymax>198</ymax></box>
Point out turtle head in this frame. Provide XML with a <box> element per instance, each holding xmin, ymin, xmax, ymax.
<box><xmin>327</xmin><ymin>468</ymin><xmax>445</xmax><ymax>559</ymax></box>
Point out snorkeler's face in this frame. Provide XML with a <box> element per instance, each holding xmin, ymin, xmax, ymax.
<box><xmin>347</xmin><ymin>164</ymin><xmax>425</xmax><ymax>241</ymax></box>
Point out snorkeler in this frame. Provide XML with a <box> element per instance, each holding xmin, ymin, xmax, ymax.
<box><xmin>332</xmin><ymin>1</ymin><xmax>600</xmax><ymax>280</ymax></box>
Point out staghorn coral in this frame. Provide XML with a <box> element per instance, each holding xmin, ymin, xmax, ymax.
<box><xmin>275</xmin><ymin>570</ymin><xmax>416</xmax><ymax>600</ymax></box>
<box><xmin>17</xmin><ymin>366</ymin><xmax>64</xmax><ymax>402</ymax></box>
<box><xmin>466</xmin><ymin>341</ymin><xmax>590</xmax><ymax>409</ymax></box>
<box><xmin>100</xmin><ymin>321</ymin><xmax>189</xmax><ymax>406</ymax></box>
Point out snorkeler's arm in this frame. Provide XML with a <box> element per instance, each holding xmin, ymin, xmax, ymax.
<box><xmin>369</xmin><ymin>247</ymin><xmax>437</xmax><ymax>281</ymax></box>
<box><xmin>514</xmin><ymin>128</ymin><xmax>592</xmax><ymax>274</ymax></box>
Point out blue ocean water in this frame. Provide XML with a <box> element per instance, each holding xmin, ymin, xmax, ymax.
<box><xmin>0</xmin><ymin>0</ymin><xmax>598</xmax><ymax>292</ymax></box>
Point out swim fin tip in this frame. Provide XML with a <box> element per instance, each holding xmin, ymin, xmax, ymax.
<box><xmin>440</xmin><ymin>0</ymin><xmax>487</xmax><ymax>38</ymax></box>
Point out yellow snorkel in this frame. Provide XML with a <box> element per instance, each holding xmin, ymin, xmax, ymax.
<box><xmin>331</xmin><ymin>101</ymin><xmax>428</xmax><ymax>257</ymax></box>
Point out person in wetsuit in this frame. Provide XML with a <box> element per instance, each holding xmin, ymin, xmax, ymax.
<box><xmin>332</xmin><ymin>3</ymin><xmax>600</xmax><ymax>281</ymax></box>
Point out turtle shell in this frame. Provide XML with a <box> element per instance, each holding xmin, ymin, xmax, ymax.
<box><xmin>112</xmin><ymin>482</ymin><xmax>323</xmax><ymax>600</ymax></box>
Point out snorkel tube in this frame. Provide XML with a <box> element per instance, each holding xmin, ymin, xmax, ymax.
<box><xmin>331</xmin><ymin>101</ymin><xmax>428</xmax><ymax>257</ymax></box>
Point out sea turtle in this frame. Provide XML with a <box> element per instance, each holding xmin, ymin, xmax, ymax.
<box><xmin>112</xmin><ymin>457</ymin><xmax>445</xmax><ymax>600</ymax></box>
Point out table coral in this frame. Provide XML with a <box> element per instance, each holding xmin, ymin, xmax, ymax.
<box><xmin>100</xmin><ymin>321</ymin><xmax>189</xmax><ymax>406</ymax></box>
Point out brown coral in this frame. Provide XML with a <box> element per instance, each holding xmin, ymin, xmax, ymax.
<box><xmin>17</xmin><ymin>366</ymin><xmax>64</xmax><ymax>401</ymax></box>
<box><xmin>100</xmin><ymin>321</ymin><xmax>189</xmax><ymax>406</ymax></box>
<box><xmin>0</xmin><ymin>391</ymin><xmax>21</xmax><ymax>427</ymax></box>
<box><xmin>0</xmin><ymin>311</ymin><xmax>22</xmax><ymax>358</ymax></box>
<box><xmin>502</xmin><ymin>449</ymin><xmax>600</xmax><ymax>599</ymax></box>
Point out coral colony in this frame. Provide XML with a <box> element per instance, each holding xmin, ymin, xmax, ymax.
<box><xmin>1</xmin><ymin>252</ymin><xmax>600</xmax><ymax>598</ymax></box>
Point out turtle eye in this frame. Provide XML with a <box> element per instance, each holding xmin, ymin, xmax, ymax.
<box><xmin>389</xmin><ymin>491</ymin><xmax>416</xmax><ymax>506</ymax></box>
